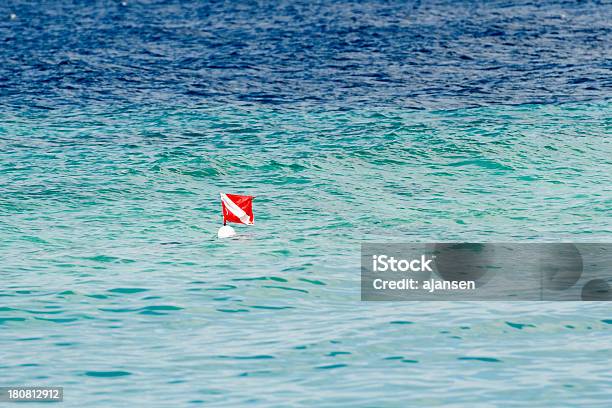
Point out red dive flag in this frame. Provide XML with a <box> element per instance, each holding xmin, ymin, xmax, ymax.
<box><xmin>220</xmin><ymin>193</ymin><xmax>254</xmax><ymax>225</ymax></box>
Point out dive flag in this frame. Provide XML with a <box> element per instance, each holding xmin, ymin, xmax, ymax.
<box><xmin>220</xmin><ymin>193</ymin><xmax>254</xmax><ymax>225</ymax></box>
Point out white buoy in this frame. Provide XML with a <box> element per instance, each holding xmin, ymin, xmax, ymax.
<box><xmin>217</xmin><ymin>225</ymin><xmax>236</xmax><ymax>239</ymax></box>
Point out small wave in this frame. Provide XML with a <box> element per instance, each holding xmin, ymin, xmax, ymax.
<box><xmin>84</xmin><ymin>371</ymin><xmax>132</xmax><ymax>378</ymax></box>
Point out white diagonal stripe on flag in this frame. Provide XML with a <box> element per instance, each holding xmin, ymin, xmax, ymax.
<box><xmin>220</xmin><ymin>193</ymin><xmax>252</xmax><ymax>224</ymax></box>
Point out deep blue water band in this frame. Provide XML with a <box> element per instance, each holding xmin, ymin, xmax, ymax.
<box><xmin>1</xmin><ymin>0</ymin><xmax>610</xmax><ymax>110</ymax></box>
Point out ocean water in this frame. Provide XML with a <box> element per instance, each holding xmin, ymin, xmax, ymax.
<box><xmin>1</xmin><ymin>0</ymin><xmax>611</xmax><ymax>406</ymax></box>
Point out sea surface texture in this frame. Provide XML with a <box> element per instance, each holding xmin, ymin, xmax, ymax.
<box><xmin>1</xmin><ymin>0</ymin><xmax>611</xmax><ymax>406</ymax></box>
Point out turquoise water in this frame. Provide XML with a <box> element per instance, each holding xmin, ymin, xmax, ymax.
<box><xmin>1</xmin><ymin>101</ymin><xmax>611</xmax><ymax>406</ymax></box>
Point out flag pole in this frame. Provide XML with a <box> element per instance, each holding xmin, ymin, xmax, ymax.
<box><xmin>218</xmin><ymin>202</ymin><xmax>235</xmax><ymax>238</ymax></box>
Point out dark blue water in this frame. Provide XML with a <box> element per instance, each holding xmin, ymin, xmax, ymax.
<box><xmin>1</xmin><ymin>0</ymin><xmax>610</xmax><ymax>110</ymax></box>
